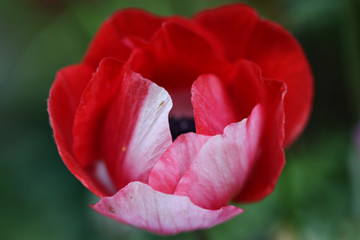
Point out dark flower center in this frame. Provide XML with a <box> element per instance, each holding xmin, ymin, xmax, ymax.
<box><xmin>169</xmin><ymin>117</ymin><xmax>196</xmax><ymax>140</ymax></box>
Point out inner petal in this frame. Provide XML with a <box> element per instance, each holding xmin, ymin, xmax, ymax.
<box><xmin>127</xmin><ymin>22</ymin><xmax>231</xmax><ymax>135</ymax></box>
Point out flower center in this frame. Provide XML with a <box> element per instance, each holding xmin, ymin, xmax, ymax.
<box><xmin>169</xmin><ymin>117</ymin><xmax>196</xmax><ymax>140</ymax></box>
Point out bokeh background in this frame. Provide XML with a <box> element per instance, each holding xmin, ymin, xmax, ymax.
<box><xmin>1</xmin><ymin>0</ymin><xmax>359</xmax><ymax>239</ymax></box>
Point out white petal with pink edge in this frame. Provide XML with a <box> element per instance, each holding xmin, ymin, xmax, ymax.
<box><xmin>174</xmin><ymin>105</ymin><xmax>264</xmax><ymax>209</ymax></box>
<box><xmin>148</xmin><ymin>133</ymin><xmax>211</xmax><ymax>194</ymax></box>
<box><xmin>92</xmin><ymin>181</ymin><xmax>243</xmax><ymax>235</ymax></box>
<box><xmin>118</xmin><ymin>70</ymin><xmax>173</xmax><ymax>184</ymax></box>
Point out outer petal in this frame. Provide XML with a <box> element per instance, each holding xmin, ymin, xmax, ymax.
<box><xmin>84</xmin><ymin>9</ymin><xmax>165</xmax><ymax>68</ymax></box>
<box><xmin>92</xmin><ymin>181</ymin><xmax>243</xmax><ymax>235</ymax></box>
<box><xmin>48</xmin><ymin>64</ymin><xmax>110</xmax><ymax>197</ymax></box>
<box><xmin>247</xmin><ymin>20</ymin><xmax>313</xmax><ymax>147</ymax></box>
<box><xmin>175</xmin><ymin>105</ymin><xmax>263</xmax><ymax>209</ymax></box>
<box><xmin>148</xmin><ymin>133</ymin><xmax>210</xmax><ymax>194</ymax></box>
<box><xmin>194</xmin><ymin>4</ymin><xmax>313</xmax><ymax>147</ymax></box>
<box><xmin>191</xmin><ymin>74</ymin><xmax>238</xmax><ymax>135</ymax></box>
<box><xmin>235</xmin><ymin>80</ymin><xmax>286</xmax><ymax>202</ymax></box>
<box><xmin>73</xmin><ymin>58</ymin><xmax>124</xmax><ymax>168</ymax></box>
<box><xmin>194</xmin><ymin>4</ymin><xmax>258</xmax><ymax>62</ymax></box>
<box><xmin>99</xmin><ymin>62</ymin><xmax>173</xmax><ymax>190</ymax></box>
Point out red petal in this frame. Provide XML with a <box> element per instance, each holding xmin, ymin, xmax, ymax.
<box><xmin>73</xmin><ymin>59</ymin><xmax>124</xmax><ymax>168</ymax></box>
<box><xmin>191</xmin><ymin>74</ymin><xmax>238</xmax><ymax>135</ymax></box>
<box><xmin>194</xmin><ymin>4</ymin><xmax>258</xmax><ymax>62</ymax></box>
<box><xmin>148</xmin><ymin>133</ymin><xmax>210</xmax><ymax>194</ymax></box>
<box><xmin>194</xmin><ymin>4</ymin><xmax>313</xmax><ymax>147</ymax></box>
<box><xmin>247</xmin><ymin>20</ymin><xmax>313</xmax><ymax>147</ymax></box>
<box><xmin>99</xmin><ymin>62</ymin><xmax>173</xmax><ymax>190</ymax></box>
<box><xmin>128</xmin><ymin>21</ymin><xmax>231</xmax><ymax>94</ymax></box>
<box><xmin>226</xmin><ymin>60</ymin><xmax>267</xmax><ymax>120</ymax></box>
<box><xmin>188</xmin><ymin>61</ymin><xmax>286</xmax><ymax>203</ymax></box>
<box><xmin>48</xmin><ymin>64</ymin><xmax>110</xmax><ymax>197</ymax></box>
<box><xmin>174</xmin><ymin>105</ymin><xmax>264</xmax><ymax>209</ymax></box>
<box><xmin>235</xmin><ymin>79</ymin><xmax>286</xmax><ymax>202</ymax></box>
<box><xmin>84</xmin><ymin>9</ymin><xmax>165</xmax><ymax>68</ymax></box>
<box><xmin>92</xmin><ymin>181</ymin><xmax>243</xmax><ymax>235</ymax></box>
<box><xmin>191</xmin><ymin>60</ymin><xmax>267</xmax><ymax>137</ymax></box>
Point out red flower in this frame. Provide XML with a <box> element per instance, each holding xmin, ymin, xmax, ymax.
<box><xmin>48</xmin><ymin>4</ymin><xmax>313</xmax><ymax>234</ymax></box>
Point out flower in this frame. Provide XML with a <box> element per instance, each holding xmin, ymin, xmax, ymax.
<box><xmin>48</xmin><ymin>4</ymin><xmax>313</xmax><ymax>235</ymax></box>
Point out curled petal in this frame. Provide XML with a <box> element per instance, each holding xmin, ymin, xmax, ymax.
<box><xmin>247</xmin><ymin>20</ymin><xmax>313</xmax><ymax>147</ymax></box>
<box><xmin>92</xmin><ymin>181</ymin><xmax>243</xmax><ymax>235</ymax></box>
<box><xmin>175</xmin><ymin>105</ymin><xmax>263</xmax><ymax>209</ymax></box>
<box><xmin>48</xmin><ymin>64</ymin><xmax>110</xmax><ymax>197</ymax></box>
<box><xmin>100</xmin><ymin>62</ymin><xmax>173</xmax><ymax>189</ymax></box>
<box><xmin>68</xmin><ymin>58</ymin><xmax>173</xmax><ymax>194</ymax></box>
<box><xmin>235</xmin><ymin>80</ymin><xmax>286</xmax><ymax>202</ymax></box>
<box><xmin>73</xmin><ymin>58</ymin><xmax>124</xmax><ymax>168</ymax></box>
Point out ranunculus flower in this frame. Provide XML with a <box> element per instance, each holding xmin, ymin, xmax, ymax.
<box><xmin>48</xmin><ymin>4</ymin><xmax>313</xmax><ymax>235</ymax></box>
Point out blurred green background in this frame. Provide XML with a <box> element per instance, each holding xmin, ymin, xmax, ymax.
<box><xmin>1</xmin><ymin>0</ymin><xmax>359</xmax><ymax>239</ymax></box>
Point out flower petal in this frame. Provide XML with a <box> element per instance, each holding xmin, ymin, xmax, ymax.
<box><xmin>148</xmin><ymin>133</ymin><xmax>210</xmax><ymax>194</ymax></box>
<box><xmin>128</xmin><ymin>21</ymin><xmax>229</xmax><ymax>86</ymax></box>
<box><xmin>246</xmin><ymin>20</ymin><xmax>313</xmax><ymax>147</ymax></box>
<box><xmin>99</xmin><ymin>62</ymin><xmax>173</xmax><ymax>190</ymax></box>
<box><xmin>195</xmin><ymin>4</ymin><xmax>313</xmax><ymax>147</ymax></box>
<box><xmin>194</xmin><ymin>4</ymin><xmax>258</xmax><ymax>62</ymax></box>
<box><xmin>175</xmin><ymin>105</ymin><xmax>264</xmax><ymax>209</ymax></box>
<box><xmin>48</xmin><ymin>64</ymin><xmax>110</xmax><ymax>197</ymax></box>
<box><xmin>84</xmin><ymin>9</ymin><xmax>165</xmax><ymax>68</ymax></box>
<box><xmin>191</xmin><ymin>60</ymin><xmax>267</xmax><ymax>136</ymax></box>
<box><xmin>189</xmin><ymin>61</ymin><xmax>287</xmax><ymax>203</ymax></box>
<box><xmin>226</xmin><ymin>60</ymin><xmax>267</xmax><ymax>120</ymax></box>
<box><xmin>235</xmin><ymin>79</ymin><xmax>286</xmax><ymax>202</ymax></box>
<box><xmin>92</xmin><ymin>181</ymin><xmax>243</xmax><ymax>235</ymax></box>
<box><xmin>191</xmin><ymin>74</ymin><xmax>238</xmax><ymax>135</ymax></box>
<box><xmin>73</xmin><ymin>58</ymin><xmax>124</xmax><ymax>168</ymax></box>
<box><xmin>128</xmin><ymin>21</ymin><xmax>231</xmax><ymax>117</ymax></box>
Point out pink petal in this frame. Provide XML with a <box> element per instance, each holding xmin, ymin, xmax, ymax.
<box><xmin>92</xmin><ymin>181</ymin><xmax>243</xmax><ymax>235</ymax></box>
<box><xmin>175</xmin><ymin>105</ymin><xmax>264</xmax><ymax>209</ymax></box>
<box><xmin>84</xmin><ymin>9</ymin><xmax>165</xmax><ymax>68</ymax></box>
<box><xmin>148</xmin><ymin>133</ymin><xmax>210</xmax><ymax>194</ymax></box>
<box><xmin>48</xmin><ymin>64</ymin><xmax>110</xmax><ymax>197</ymax></box>
<box><xmin>99</xmin><ymin>62</ymin><xmax>173</xmax><ymax>189</ymax></box>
